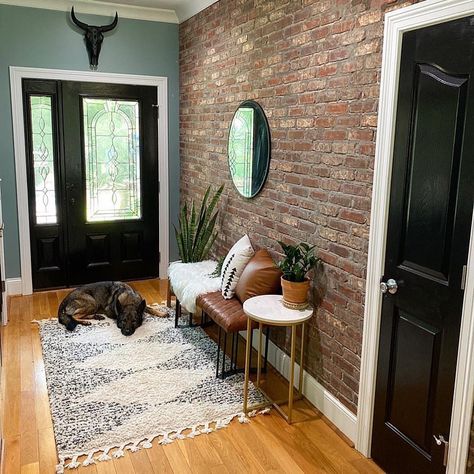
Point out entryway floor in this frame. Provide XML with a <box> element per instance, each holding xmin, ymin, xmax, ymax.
<box><xmin>2</xmin><ymin>279</ymin><xmax>383</xmax><ymax>473</ymax></box>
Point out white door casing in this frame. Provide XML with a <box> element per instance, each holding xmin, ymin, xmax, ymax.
<box><xmin>10</xmin><ymin>66</ymin><xmax>170</xmax><ymax>295</ymax></box>
<box><xmin>0</xmin><ymin>180</ymin><xmax>8</xmax><ymax>324</ymax></box>
<box><xmin>356</xmin><ymin>2</ymin><xmax>474</xmax><ymax>473</ymax></box>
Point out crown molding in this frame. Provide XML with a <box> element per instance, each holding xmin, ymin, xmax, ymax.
<box><xmin>176</xmin><ymin>0</ymin><xmax>218</xmax><ymax>23</ymax></box>
<box><xmin>0</xmin><ymin>0</ymin><xmax>179</xmax><ymax>23</ymax></box>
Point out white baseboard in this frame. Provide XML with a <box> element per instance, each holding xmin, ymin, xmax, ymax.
<box><xmin>6</xmin><ymin>277</ymin><xmax>22</xmax><ymax>296</ymax></box>
<box><xmin>241</xmin><ymin>330</ymin><xmax>358</xmax><ymax>443</ymax></box>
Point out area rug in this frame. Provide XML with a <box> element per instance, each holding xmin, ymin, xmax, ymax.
<box><xmin>34</xmin><ymin>307</ymin><xmax>267</xmax><ymax>473</ymax></box>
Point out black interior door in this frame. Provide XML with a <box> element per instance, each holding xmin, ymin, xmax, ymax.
<box><xmin>24</xmin><ymin>80</ymin><xmax>159</xmax><ymax>289</ymax></box>
<box><xmin>371</xmin><ymin>17</ymin><xmax>474</xmax><ymax>474</ymax></box>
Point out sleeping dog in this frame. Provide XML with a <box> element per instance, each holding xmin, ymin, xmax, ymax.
<box><xmin>58</xmin><ymin>281</ymin><xmax>167</xmax><ymax>335</ymax></box>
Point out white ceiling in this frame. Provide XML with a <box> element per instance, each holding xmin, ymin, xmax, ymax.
<box><xmin>0</xmin><ymin>0</ymin><xmax>219</xmax><ymax>23</ymax></box>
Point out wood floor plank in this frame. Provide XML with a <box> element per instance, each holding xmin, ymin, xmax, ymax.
<box><xmin>144</xmin><ymin>444</ymin><xmax>174</xmax><ymax>474</ymax></box>
<box><xmin>38</xmin><ymin>428</ymin><xmax>58</xmax><ymax>474</ymax></box>
<box><xmin>112</xmin><ymin>451</ymin><xmax>136</xmax><ymax>474</ymax></box>
<box><xmin>4</xmin><ymin>436</ymin><xmax>20</xmax><ymax>474</ymax></box>
<box><xmin>161</xmin><ymin>440</ymin><xmax>193</xmax><ymax>473</ymax></box>
<box><xmin>2</xmin><ymin>281</ymin><xmax>383</xmax><ymax>474</ymax></box>
<box><xmin>19</xmin><ymin>461</ymin><xmax>40</xmax><ymax>474</ymax></box>
<box><xmin>95</xmin><ymin>458</ymin><xmax>117</xmax><ymax>474</ymax></box>
<box><xmin>129</xmin><ymin>449</ymin><xmax>155</xmax><ymax>474</ymax></box>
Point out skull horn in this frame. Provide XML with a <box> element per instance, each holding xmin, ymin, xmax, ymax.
<box><xmin>99</xmin><ymin>12</ymin><xmax>119</xmax><ymax>33</ymax></box>
<box><xmin>70</xmin><ymin>7</ymin><xmax>88</xmax><ymax>31</ymax></box>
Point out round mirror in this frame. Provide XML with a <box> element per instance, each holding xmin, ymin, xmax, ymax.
<box><xmin>228</xmin><ymin>100</ymin><xmax>271</xmax><ymax>198</ymax></box>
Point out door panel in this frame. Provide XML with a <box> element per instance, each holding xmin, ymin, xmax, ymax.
<box><xmin>372</xmin><ymin>16</ymin><xmax>474</xmax><ymax>474</ymax></box>
<box><xmin>400</xmin><ymin>64</ymin><xmax>468</xmax><ymax>282</ymax></box>
<box><xmin>387</xmin><ymin>311</ymin><xmax>440</xmax><ymax>451</ymax></box>
<box><xmin>62</xmin><ymin>81</ymin><xmax>158</xmax><ymax>286</ymax></box>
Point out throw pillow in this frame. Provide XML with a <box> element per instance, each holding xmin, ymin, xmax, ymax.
<box><xmin>235</xmin><ymin>249</ymin><xmax>282</xmax><ymax>303</ymax></box>
<box><xmin>221</xmin><ymin>234</ymin><xmax>254</xmax><ymax>299</ymax></box>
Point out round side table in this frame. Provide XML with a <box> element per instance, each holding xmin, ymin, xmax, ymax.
<box><xmin>242</xmin><ymin>294</ymin><xmax>313</xmax><ymax>424</ymax></box>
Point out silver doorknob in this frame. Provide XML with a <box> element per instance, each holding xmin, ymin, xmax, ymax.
<box><xmin>380</xmin><ymin>278</ymin><xmax>398</xmax><ymax>294</ymax></box>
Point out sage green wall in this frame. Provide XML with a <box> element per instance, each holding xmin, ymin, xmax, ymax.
<box><xmin>0</xmin><ymin>4</ymin><xmax>179</xmax><ymax>278</ymax></box>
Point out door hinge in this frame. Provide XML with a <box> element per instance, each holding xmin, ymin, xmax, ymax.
<box><xmin>433</xmin><ymin>434</ymin><xmax>449</xmax><ymax>466</ymax></box>
<box><xmin>152</xmin><ymin>104</ymin><xmax>159</xmax><ymax>118</ymax></box>
<box><xmin>158</xmin><ymin>252</ymin><xmax>161</xmax><ymax>264</ymax></box>
<box><xmin>1</xmin><ymin>280</ymin><xmax>4</xmax><ymax>293</ymax></box>
<box><xmin>461</xmin><ymin>265</ymin><xmax>467</xmax><ymax>290</ymax></box>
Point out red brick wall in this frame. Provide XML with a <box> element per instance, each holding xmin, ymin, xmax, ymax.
<box><xmin>179</xmin><ymin>0</ymin><xmax>421</xmax><ymax>414</ymax></box>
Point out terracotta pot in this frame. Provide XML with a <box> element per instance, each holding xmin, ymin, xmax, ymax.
<box><xmin>281</xmin><ymin>277</ymin><xmax>310</xmax><ymax>309</ymax></box>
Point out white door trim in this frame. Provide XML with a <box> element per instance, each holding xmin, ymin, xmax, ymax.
<box><xmin>356</xmin><ymin>1</ymin><xmax>474</xmax><ymax>473</ymax></box>
<box><xmin>0</xmin><ymin>181</ymin><xmax>8</xmax><ymax>324</ymax></box>
<box><xmin>10</xmin><ymin>66</ymin><xmax>169</xmax><ymax>295</ymax></box>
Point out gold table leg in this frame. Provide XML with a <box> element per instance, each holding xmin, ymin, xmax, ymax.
<box><xmin>288</xmin><ymin>324</ymin><xmax>297</xmax><ymax>424</ymax></box>
<box><xmin>257</xmin><ymin>322</ymin><xmax>263</xmax><ymax>388</ymax></box>
<box><xmin>243</xmin><ymin>317</ymin><xmax>252</xmax><ymax>414</ymax></box>
<box><xmin>299</xmin><ymin>323</ymin><xmax>305</xmax><ymax>396</ymax></box>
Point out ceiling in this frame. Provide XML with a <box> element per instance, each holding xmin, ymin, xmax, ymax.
<box><xmin>0</xmin><ymin>0</ymin><xmax>219</xmax><ymax>23</ymax></box>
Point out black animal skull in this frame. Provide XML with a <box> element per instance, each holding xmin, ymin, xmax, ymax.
<box><xmin>71</xmin><ymin>7</ymin><xmax>118</xmax><ymax>69</ymax></box>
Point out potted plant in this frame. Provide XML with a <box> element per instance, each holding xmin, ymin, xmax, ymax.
<box><xmin>277</xmin><ymin>241</ymin><xmax>318</xmax><ymax>309</ymax></box>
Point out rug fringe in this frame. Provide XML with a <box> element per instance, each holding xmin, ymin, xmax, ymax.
<box><xmin>32</xmin><ymin>317</ymin><xmax>58</xmax><ymax>325</ymax></box>
<box><xmin>58</xmin><ymin>409</ymin><xmax>270</xmax><ymax>470</ymax></box>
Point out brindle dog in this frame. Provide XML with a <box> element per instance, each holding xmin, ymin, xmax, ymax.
<box><xmin>58</xmin><ymin>281</ymin><xmax>166</xmax><ymax>335</ymax></box>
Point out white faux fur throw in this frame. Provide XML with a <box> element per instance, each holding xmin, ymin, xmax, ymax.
<box><xmin>168</xmin><ymin>260</ymin><xmax>221</xmax><ymax>313</ymax></box>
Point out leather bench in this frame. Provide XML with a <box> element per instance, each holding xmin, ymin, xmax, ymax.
<box><xmin>196</xmin><ymin>249</ymin><xmax>282</xmax><ymax>378</ymax></box>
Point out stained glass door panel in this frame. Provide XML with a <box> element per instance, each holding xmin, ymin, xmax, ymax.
<box><xmin>83</xmin><ymin>98</ymin><xmax>142</xmax><ymax>222</ymax></box>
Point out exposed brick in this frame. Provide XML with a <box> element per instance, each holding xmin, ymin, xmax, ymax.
<box><xmin>180</xmin><ymin>0</ymin><xmax>422</xmax><ymax>415</ymax></box>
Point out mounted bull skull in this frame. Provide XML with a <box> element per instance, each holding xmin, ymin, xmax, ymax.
<box><xmin>71</xmin><ymin>7</ymin><xmax>118</xmax><ymax>69</ymax></box>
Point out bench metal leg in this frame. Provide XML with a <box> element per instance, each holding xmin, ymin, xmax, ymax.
<box><xmin>232</xmin><ymin>333</ymin><xmax>238</xmax><ymax>371</ymax></box>
<box><xmin>216</xmin><ymin>326</ymin><xmax>221</xmax><ymax>377</ymax></box>
<box><xmin>175</xmin><ymin>299</ymin><xmax>181</xmax><ymax>328</ymax></box>
<box><xmin>221</xmin><ymin>331</ymin><xmax>227</xmax><ymax>379</ymax></box>
<box><xmin>166</xmin><ymin>281</ymin><xmax>172</xmax><ymax>308</ymax></box>
<box><xmin>214</xmin><ymin>326</ymin><xmax>268</xmax><ymax>379</ymax></box>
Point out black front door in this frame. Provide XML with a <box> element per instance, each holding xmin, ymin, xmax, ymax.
<box><xmin>371</xmin><ymin>17</ymin><xmax>474</xmax><ymax>474</ymax></box>
<box><xmin>24</xmin><ymin>80</ymin><xmax>159</xmax><ymax>290</ymax></box>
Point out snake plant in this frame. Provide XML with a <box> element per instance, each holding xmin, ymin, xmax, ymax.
<box><xmin>174</xmin><ymin>184</ymin><xmax>224</xmax><ymax>263</ymax></box>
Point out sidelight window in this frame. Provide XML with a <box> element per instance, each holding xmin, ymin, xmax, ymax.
<box><xmin>29</xmin><ymin>95</ymin><xmax>57</xmax><ymax>224</ymax></box>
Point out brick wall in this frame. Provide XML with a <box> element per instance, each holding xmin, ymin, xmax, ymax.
<box><xmin>179</xmin><ymin>0</ymin><xmax>421</xmax><ymax>414</ymax></box>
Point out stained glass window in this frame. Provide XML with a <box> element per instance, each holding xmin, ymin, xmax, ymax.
<box><xmin>30</xmin><ymin>96</ymin><xmax>57</xmax><ymax>224</ymax></box>
<box><xmin>228</xmin><ymin>107</ymin><xmax>254</xmax><ymax>197</ymax></box>
<box><xmin>83</xmin><ymin>98</ymin><xmax>141</xmax><ymax>222</ymax></box>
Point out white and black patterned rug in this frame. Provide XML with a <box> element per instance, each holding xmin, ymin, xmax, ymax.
<box><xmin>34</xmin><ymin>307</ymin><xmax>267</xmax><ymax>472</ymax></box>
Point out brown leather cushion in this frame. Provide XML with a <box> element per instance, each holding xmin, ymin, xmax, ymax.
<box><xmin>235</xmin><ymin>249</ymin><xmax>282</xmax><ymax>304</ymax></box>
<box><xmin>197</xmin><ymin>291</ymin><xmax>251</xmax><ymax>333</ymax></box>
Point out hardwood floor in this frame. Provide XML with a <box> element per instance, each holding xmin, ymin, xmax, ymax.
<box><xmin>1</xmin><ymin>279</ymin><xmax>383</xmax><ymax>473</ymax></box>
